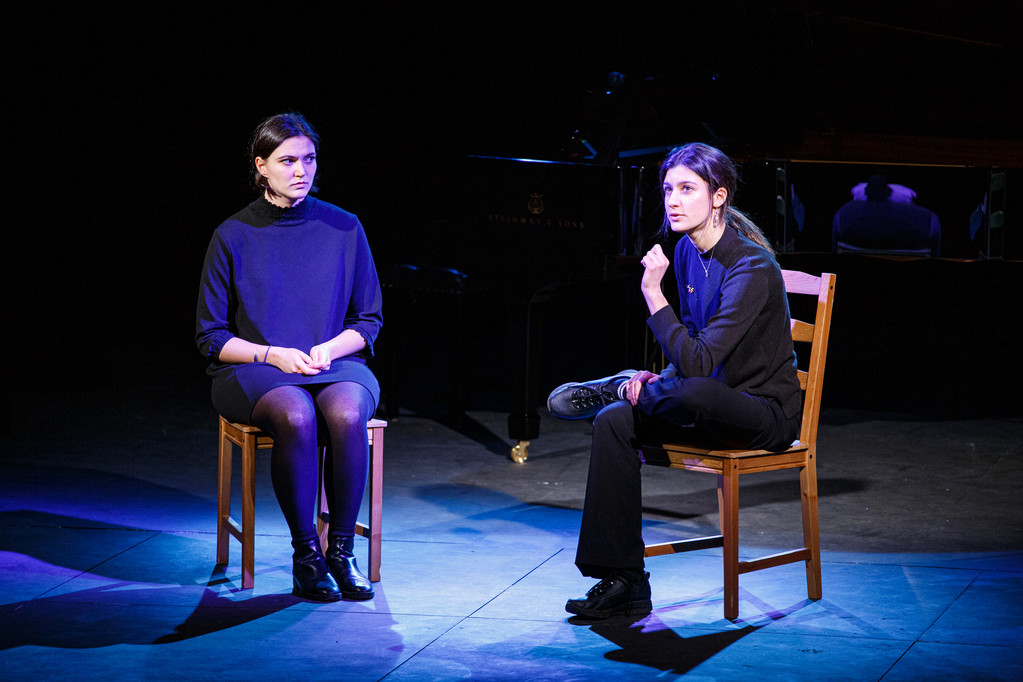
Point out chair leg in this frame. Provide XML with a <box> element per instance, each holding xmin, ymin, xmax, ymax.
<box><xmin>240</xmin><ymin>431</ymin><xmax>257</xmax><ymax>590</ymax></box>
<box><xmin>718</xmin><ymin>465</ymin><xmax>740</xmax><ymax>620</ymax></box>
<box><xmin>367</xmin><ymin>426</ymin><xmax>384</xmax><ymax>582</ymax></box>
<box><xmin>216</xmin><ymin>423</ymin><xmax>232</xmax><ymax>567</ymax></box>
<box><xmin>316</xmin><ymin>454</ymin><xmax>330</xmax><ymax>554</ymax></box>
<box><xmin>801</xmin><ymin>454</ymin><xmax>822</xmax><ymax>600</ymax></box>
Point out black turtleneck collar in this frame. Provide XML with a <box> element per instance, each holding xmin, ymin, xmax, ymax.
<box><xmin>250</xmin><ymin>194</ymin><xmax>316</xmax><ymax>226</ymax></box>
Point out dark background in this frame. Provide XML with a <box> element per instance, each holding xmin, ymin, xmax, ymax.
<box><xmin>5</xmin><ymin>2</ymin><xmax>1022</xmax><ymax>431</ymax></box>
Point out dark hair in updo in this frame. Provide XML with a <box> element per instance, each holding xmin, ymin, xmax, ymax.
<box><xmin>249</xmin><ymin>112</ymin><xmax>321</xmax><ymax>192</ymax></box>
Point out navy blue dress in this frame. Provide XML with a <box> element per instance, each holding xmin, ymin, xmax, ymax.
<box><xmin>195</xmin><ymin>196</ymin><xmax>382</xmax><ymax>423</ymax></box>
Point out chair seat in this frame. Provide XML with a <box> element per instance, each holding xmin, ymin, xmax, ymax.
<box><xmin>651</xmin><ymin>439</ymin><xmax>806</xmax><ymax>458</ymax></box>
<box><xmin>641</xmin><ymin>441</ymin><xmax>809</xmax><ymax>473</ymax></box>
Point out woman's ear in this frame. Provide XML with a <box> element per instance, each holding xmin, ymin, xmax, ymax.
<box><xmin>713</xmin><ymin>187</ymin><xmax>728</xmax><ymax>209</ymax></box>
<box><xmin>255</xmin><ymin>157</ymin><xmax>267</xmax><ymax>176</ymax></box>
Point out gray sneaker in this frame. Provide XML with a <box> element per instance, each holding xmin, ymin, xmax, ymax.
<box><xmin>547</xmin><ymin>370</ymin><xmax>638</xmax><ymax>420</ymax></box>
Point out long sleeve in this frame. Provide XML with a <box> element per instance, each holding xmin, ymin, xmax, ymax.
<box><xmin>195</xmin><ymin>229</ymin><xmax>236</xmax><ymax>361</ymax></box>
<box><xmin>342</xmin><ymin>219</ymin><xmax>383</xmax><ymax>356</ymax></box>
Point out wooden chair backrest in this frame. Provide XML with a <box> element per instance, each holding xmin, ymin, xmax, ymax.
<box><xmin>781</xmin><ymin>269</ymin><xmax>837</xmax><ymax>453</ymax></box>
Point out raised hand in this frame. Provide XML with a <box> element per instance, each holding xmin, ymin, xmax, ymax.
<box><xmin>640</xmin><ymin>244</ymin><xmax>671</xmax><ymax>315</ymax></box>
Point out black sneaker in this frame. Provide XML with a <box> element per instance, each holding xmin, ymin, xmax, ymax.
<box><xmin>547</xmin><ymin>370</ymin><xmax>638</xmax><ymax>420</ymax></box>
<box><xmin>565</xmin><ymin>571</ymin><xmax>652</xmax><ymax>619</ymax></box>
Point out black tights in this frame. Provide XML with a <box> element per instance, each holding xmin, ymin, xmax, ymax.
<box><xmin>249</xmin><ymin>382</ymin><xmax>373</xmax><ymax>549</ymax></box>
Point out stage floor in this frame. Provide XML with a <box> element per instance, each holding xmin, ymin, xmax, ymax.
<box><xmin>1</xmin><ymin>382</ymin><xmax>1021</xmax><ymax>680</ymax></box>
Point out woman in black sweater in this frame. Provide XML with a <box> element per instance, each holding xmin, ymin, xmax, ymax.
<box><xmin>549</xmin><ymin>143</ymin><xmax>801</xmax><ymax>619</ymax></box>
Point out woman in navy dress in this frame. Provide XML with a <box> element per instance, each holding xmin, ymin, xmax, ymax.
<box><xmin>196</xmin><ymin>113</ymin><xmax>382</xmax><ymax>602</ymax></box>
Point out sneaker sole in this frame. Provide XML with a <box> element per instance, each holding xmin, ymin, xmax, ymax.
<box><xmin>565</xmin><ymin>599</ymin><xmax>653</xmax><ymax>619</ymax></box>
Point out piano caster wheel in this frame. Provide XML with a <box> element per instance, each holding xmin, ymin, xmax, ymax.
<box><xmin>510</xmin><ymin>440</ymin><xmax>530</xmax><ymax>463</ymax></box>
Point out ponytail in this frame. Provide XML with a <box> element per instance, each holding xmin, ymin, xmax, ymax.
<box><xmin>726</xmin><ymin>207</ymin><xmax>775</xmax><ymax>256</ymax></box>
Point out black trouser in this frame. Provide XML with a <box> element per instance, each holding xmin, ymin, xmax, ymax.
<box><xmin>575</xmin><ymin>376</ymin><xmax>800</xmax><ymax>578</ymax></box>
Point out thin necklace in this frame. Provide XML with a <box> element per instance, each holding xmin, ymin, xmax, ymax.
<box><xmin>699</xmin><ymin>246</ymin><xmax>715</xmax><ymax>277</ymax></box>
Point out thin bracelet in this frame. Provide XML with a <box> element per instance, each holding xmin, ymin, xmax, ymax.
<box><xmin>262</xmin><ymin>346</ymin><xmax>272</xmax><ymax>362</ymax></box>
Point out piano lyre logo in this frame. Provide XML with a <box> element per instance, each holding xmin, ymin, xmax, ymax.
<box><xmin>527</xmin><ymin>192</ymin><xmax>544</xmax><ymax>215</ymax></box>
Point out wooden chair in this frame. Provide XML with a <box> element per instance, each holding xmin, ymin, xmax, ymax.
<box><xmin>216</xmin><ymin>416</ymin><xmax>387</xmax><ymax>589</ymax></box>
<box><xmin>641</xmin><ymin>269</ymin><xmax>836</xmax><ymax>620</ymax></box>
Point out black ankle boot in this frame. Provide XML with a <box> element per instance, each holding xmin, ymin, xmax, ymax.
<box><xmin>326</xmin><ymin>536</ymin><xmax>374</xmax><ymax>600</ymax></box>
<box><xmin>292</xmin><ymin>539</ymin><xmax>341</xmax><ymax>602</ymax></box>
<box><xmin>565</xmin><ymin>571</ymin><xmax>652</xmax><ymax>619</ymax></box>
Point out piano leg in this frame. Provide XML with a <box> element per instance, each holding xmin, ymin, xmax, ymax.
<box><xmin>510</xmin><ymin>440</ymin><xmax>530</xmax><ymax>464</ymax></box>
<box><xmin>506</xmin><ymin>290</ymin><xmax>546</xmax><ymax>462</ymax></box>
